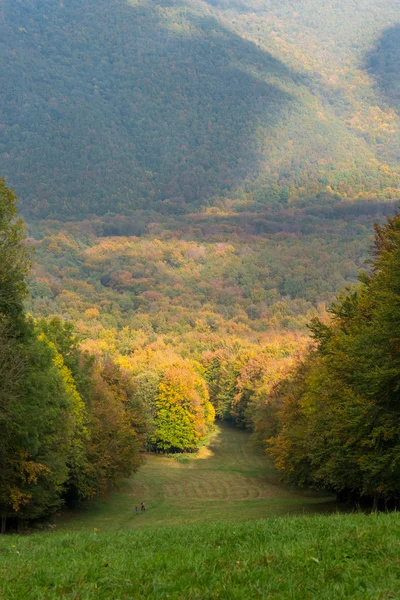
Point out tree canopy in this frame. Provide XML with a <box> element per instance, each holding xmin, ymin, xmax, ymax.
<box><xmin>0</xmin><ymin>0</ymin><xmax>398</xmax><ymax>218</ymax></box>
<box><xmin>265</xmin><ymin>209</ymin><xmax>400</xmax><ymax>506</ymax></box>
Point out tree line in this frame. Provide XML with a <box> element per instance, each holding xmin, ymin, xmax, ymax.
<box><xmin>0</xmin><ymin>178</ymin><xmax>303</xmax><ymax>529</ymax></box>
<box><xmin>263</xmin><ymin>208</ymin><xmax>400</xmax><ymax>507</ymax></box>
<box><xmin>0</xmin><ymin>180</ymin><xmax>216</xmax><ymax>531</ymax></box>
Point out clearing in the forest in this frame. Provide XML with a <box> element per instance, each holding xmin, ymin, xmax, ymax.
<box><xmin>59</xmin><ymin>423</ymin><xmax>336</xmax><ymax>532</ymax></box>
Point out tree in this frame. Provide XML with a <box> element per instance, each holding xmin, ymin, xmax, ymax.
<box><xmin>0</xmin><ymin>179</ymin><xmax>30</xmax><ymax>325</ymax></box>
<box><xmin>0</xmin><ymin>327</ymin><xmax>86</xmax><ymax>526</ymax></box>
<box><xmin>0</xmin><ymin>179</ymin><xmax>33</xmax><ymax>531</ymax></box>
<box><xmin>151</xmin><ymin>362</ymin><xmax>215</xmax><ymax>452</ymax></box>
<box><xmin>267</xmin><ymin>209</ymin><xmax>400</xmax><ymax>505</ymax></box>
<box><xmin>84</xmin><ymin>363</ymin><xmax>143</xmax><ymax>498</ymax></box>
<box><xmin>38</xmin><ymin>321</ymin><xmax>146</xmax><ymax>505</ymax></box>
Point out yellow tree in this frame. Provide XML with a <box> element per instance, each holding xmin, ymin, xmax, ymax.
<box><xmin>151</xmin><ymin>362</ymin><xmax>214</xmax><ymax>452</ymax></box>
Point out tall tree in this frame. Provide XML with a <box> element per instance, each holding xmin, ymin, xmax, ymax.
<box><xmin>267</xmin><ymin>210</ymin><xmax>400</xmax><ymax>505</ymax></box>
<box><xmin>0</xmin><ymin>179</ymin><xmax>30</xmax><ymax>324</ymax></box>
<box><xmin>0</xmin><ymin>179</ymin><xmax>31</xmax><ymax>531</ymax></box>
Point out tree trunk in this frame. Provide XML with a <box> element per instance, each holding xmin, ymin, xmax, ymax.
<box><xmin>1</xmin><ymin>514</ymin><xmax>6</xmax><ymax>534</ymax></box>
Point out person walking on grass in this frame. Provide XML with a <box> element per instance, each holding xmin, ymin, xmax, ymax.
<box><xmin>135</xmin><ymin>506</ymin><xmax>139</xmax><ymax>516</ymax></box>
<box><xmin>141</xmin><ymin>502</ymin><xmax>146</xmax><ymax>512</ymax></box>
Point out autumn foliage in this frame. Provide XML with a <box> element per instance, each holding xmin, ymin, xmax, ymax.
<box><xmin>266</xmin><ymin>209</ymin><xmax>400</xmax><ymax>506</ymax></box>
<box><xmin>151</xmin><ymin>364</ymin><xmax>215</xmax><ymax>452</ymax></box>
<box><xmin>0</xmin><ymin>182</ymin><xmax>147</xmax><ymax>531</ymax></box>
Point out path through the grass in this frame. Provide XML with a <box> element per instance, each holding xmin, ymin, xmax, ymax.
<box><xmin>58</xmin><ymin>423</ymin><xmax>336</xmax><ymax>532</ymax></box>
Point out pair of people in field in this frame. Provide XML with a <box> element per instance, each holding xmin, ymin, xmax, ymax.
<box><xmin>135</xmin><ymin>502</ymin><xmax>146</xmax><ymax>515</ymax></box>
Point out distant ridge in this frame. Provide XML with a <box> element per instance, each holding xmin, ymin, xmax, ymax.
<box><xmin>0</xmin><ymin>0</ymin><xmax>399</xmax><ymax>218</ymax></box>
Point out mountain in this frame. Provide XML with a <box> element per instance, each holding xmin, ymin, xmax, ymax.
<box><xmin>0</xmin><ymin>0</ymin><xmax>399</xmax><ymax>219</ymax></box>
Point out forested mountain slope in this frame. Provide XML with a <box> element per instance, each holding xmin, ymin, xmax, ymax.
<box><xmin>0</xmin><ymin>0</ymin><xmax>399</xmax><ymax>218</ymax></box>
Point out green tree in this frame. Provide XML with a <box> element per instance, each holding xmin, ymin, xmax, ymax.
<box><xmin>267</xmin><ymin>210</ymin><xmax>400</xmax><ymax>506</ymax></box>
<box><xmin>0</xmin><ymin>327</ymin><xmax>86</xmax><ymax>526</ymax></box>
<box><xmin>0</xmin><ymin>179</ymin><xmax>30</xmax><ymax>324</ymax></box>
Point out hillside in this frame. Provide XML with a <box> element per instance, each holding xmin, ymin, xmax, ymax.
<box><xmin>1</xmin><ymin>513</ymin><xmax>399</xmax><ymax>599</ymax></box>
<box><xmin>26</xmin><ymin>206</ymin><xmax>386</xmax><ymax>341</ymax></box>
<box><xmin>0</xmin><ymin>0</ymin><xmax>399</xmax><ymax>218</ymax></box>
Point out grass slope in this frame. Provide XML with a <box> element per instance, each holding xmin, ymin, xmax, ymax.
<box><xmin>1</xmin><ymin>513</ymin><xmax>400</xmax><ymax>598</ymax></box>
<box><xmin>1</xmin><ymin>425</ymin><xmax>397</xmax><ymax>599</ymax></box>
<box><xmin>57</xmin><ymin>424</ymin><xmax>335</xmax><ymax>533</ymax></box>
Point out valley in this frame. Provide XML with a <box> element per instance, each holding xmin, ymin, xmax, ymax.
<box><xmin>0</xmin><ymin>2</ymin><xmax>400</xmax><ymax>596</ymax></box>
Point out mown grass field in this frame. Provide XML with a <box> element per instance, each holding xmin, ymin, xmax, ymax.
<box><xmin>1</xmin><ymin>513</ymin><xmax>400</xmax><ymax>599</ymax></box>
<box><xmin>56</xmin><ymin>423</ymin><xmax>336</xmax><ymax>532</ymax></box>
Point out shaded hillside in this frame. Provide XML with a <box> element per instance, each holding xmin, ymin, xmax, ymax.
<box><xmin>0</xmin><ymin>0</ymin><xmax>398</xmax><ymax>218</ymax></box>
<box><xmin>367</xmin><ymin>24</ymin><xmax>400</xmax><ymax>111</ymax></box>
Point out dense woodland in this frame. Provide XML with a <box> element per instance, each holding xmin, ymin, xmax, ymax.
<box><xmin>3</xmin><ymin>179</ymin><xmax>400</xmax><ymax>525</ymax></box>
<box><xmin>0</xmin><ymin>180</ymin><xmax>144</xmax><ymax>531</ymax></box>
<box><xmin>264</xmin><ymin>211</ymin><xmax>400</xmax><ymax>507</ymax></box>
<box><xmin>0</xmin><ymin>0</ymin><xmax>399</xmax><ymax>218</ymax></box>
<box><xmin>0</xmin><ymin>181</ymin><xmax>216</xmax><ymax>531</ymax></box>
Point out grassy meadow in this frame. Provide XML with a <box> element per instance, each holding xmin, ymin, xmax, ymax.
<box><xmin>56</xmin><ymin>424</ymin><xmax>336</xmax><ymax>533</ymax></box>
<box><xmin>1</xmin><ymin>513</ymin><xmax>400</xmax><ymax>599</ymax></box>
<box><xmin>2</xmin><ymin>424</ymin><xmax>398</xmax><ymax>599</ymax></box>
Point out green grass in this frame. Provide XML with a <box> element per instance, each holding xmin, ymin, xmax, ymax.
<box><xmin>1</xmin><ymin>425</ymin><xmax>398</xmax><ymax>598</ymax></box>
<box><xmin>1</xmin><ymin>513</ymin><xmax>400</xmax><ymax>599</ymax></box>
<box><xmin>56</xmin><ymin>423</ymin><xmax>336</xmax><ymax>533</ymax></box>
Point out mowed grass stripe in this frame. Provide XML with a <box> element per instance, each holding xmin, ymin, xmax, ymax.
<box><xmin>57</xmin><ymin>424</ymin><xmax>336</xmax><ymax>533</ymax></box>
